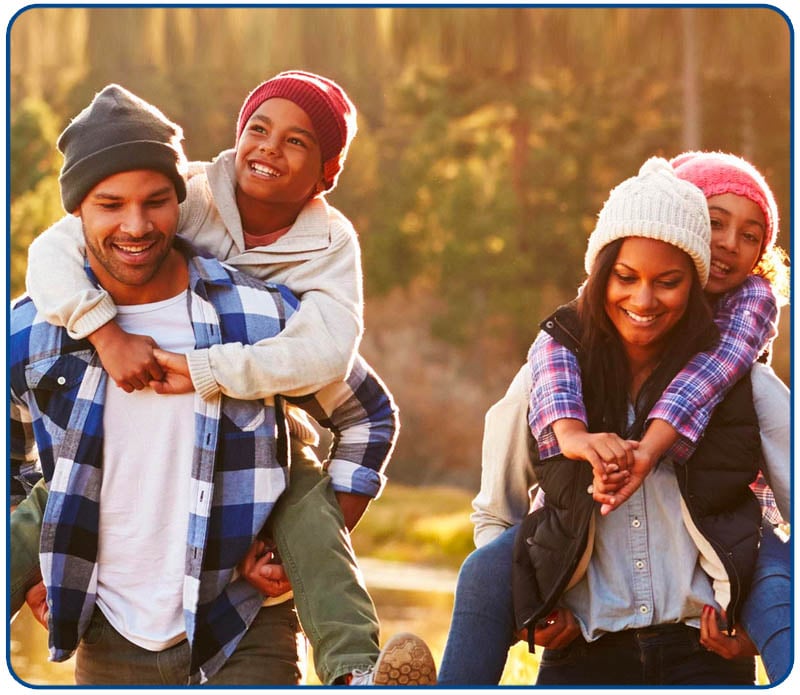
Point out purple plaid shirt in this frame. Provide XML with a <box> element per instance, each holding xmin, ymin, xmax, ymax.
<box><xmin>529</xmin><ymin>274</ymin><xmax>778</xmax><ymax>464</ymax></box>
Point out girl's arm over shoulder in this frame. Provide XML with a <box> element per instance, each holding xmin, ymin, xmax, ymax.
<box><xmin>25</xmin><ymin>214</ymin><xmax>116</xmax><ymax>338</ymax></box>
<box><xmin>527</xmin><ymin>330</ymin><xmax>587</xmax><ymax>460</ymax></box>
<box><xmin>646</xmin><ymin>274</ymin><xmax>778</xmax><ymax>461</ymax></box>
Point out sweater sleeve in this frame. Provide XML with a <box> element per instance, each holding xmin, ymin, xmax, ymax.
<box><xmin>527</xmin><ymin>330</ymin><xmax>587</xmax><ymax>460</ymax></box>
<box><xmin>25</xmin><ymin>215</ymin><xmax>117</xmax><ymax>339</ymax></box>
<box><xmin>186</xmin><ymin>217</ymin><xmax>363</xmax><ymax>400</ymax></box>
<box><xmin>470</xmin><ymin>364</ymin><xmax>538</xmax><ymax>548</ymax></box>
<box><xmin>750</xmin><ymin>363</ymin><xmax>790</xmax><ymax>522</ymax></box>
<box><xmin>647</xmin><ymin>275</ymin><xmax>778</xmax><ymax>461</ymax></box>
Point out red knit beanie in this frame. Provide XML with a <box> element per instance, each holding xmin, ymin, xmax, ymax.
<box><xmin>670</xmin><ymin>151</ymin><xmax>778</xmax><ymax>251</ymax></box>
<box><xmin>236</xmin><ymin>70</ymin><xmax>357</xmax><ymax>191</ymax></box>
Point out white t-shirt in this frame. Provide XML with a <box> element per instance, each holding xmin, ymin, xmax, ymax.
<box><xmin>96</xmin><ymin>291</ymin><xmax>196</xmax><ymax>651</ymax></box>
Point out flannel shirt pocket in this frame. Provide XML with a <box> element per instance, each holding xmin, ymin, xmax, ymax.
<box><xmin>24</xmin><ymin>350</ymin><xmax>93</xmax><ymax>416</ymax></box>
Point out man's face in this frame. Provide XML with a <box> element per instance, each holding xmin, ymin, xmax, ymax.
<box><xmin>76</xmin><ymin>170</ymin><xmax>180</xmax><ymax>302</ymax></box>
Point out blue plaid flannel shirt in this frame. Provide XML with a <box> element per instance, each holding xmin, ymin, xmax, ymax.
<box><xmin>9</xmin><ymin>244</ymin><xmax>398</xmax><ymax>683</ymax></box>
<box><xmin>529</xmin><ymin>274</ymin><xmax>777</xmax><ymax>462</ymax></box>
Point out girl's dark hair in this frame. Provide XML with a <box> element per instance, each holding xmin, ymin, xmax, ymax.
<box><xmin>577</xmin><ymin>238</ymin><xmax>718</xmax><ymax>437</ymax></box>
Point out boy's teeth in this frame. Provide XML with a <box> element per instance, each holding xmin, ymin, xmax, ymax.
<box><xmin>252</xmin><ymin>162</ymin><xmax>279</xmax><ymax>177</ymax></box>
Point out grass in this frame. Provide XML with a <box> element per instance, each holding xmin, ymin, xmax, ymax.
<box><xmin>351</xmin><ymin>482</ymin><xmax>477</xmax><ymax>569</ymax></box>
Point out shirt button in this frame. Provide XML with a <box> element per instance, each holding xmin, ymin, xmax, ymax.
<box><xmin>635</xmin><ymin>560</ymin><xmax>645</xmax><ymax>569</ymax></box>
<box><xmin>57</xmin><ymin>376</ymin><xmax>66</xmax><ymax>385</ymax></box>
<box><xmin>639</xmin><ymin>605</ymin><xmax>649</xmax><ymax>614</ymax></box>
<box><xmin>631</xmin><ymin>518</ymin><xmax>641</xmax><ymax>528</ymax></box>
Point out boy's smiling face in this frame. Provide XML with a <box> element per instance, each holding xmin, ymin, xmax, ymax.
<box><xmin>235</xmin><ymin>97</ymin><xmax>324</xmax><ymax>210</ymax></box>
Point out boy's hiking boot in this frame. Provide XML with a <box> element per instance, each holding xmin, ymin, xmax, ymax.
<box><xmin>346</xmin><ymin>632</ymin><xmax>437</xmax><ymax>685</ymax></box>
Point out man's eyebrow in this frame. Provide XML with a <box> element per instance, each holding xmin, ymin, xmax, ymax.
<box><xmin>250</xmin><ymin>113</ymin><xmax>318</xmax><ymax>144</ymax></box>
<box><xmin>91</xmin><ymin>185</ymin><xmax>174</xmax><ymax>201</ymax></box>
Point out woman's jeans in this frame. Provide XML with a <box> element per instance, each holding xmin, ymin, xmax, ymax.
<box><xmin>438</xmin><ymin>526</ymin><xmax>517</xmax><ymax>685</ymax></box>
<box><xmin>741</xmin><ymin>523</ymin><xmax>792</xmax><ymax>684</ymax></box>
<box><xmin>438</xmin><ymin>521</ymin><xmax>789</xmax><ymax>685</ymax></box>
<box><xmin>536</xmin><ymin>623</ymin><xmax>755</xmax><ymax>685</ymax></box>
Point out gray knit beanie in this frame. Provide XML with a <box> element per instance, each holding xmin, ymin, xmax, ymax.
<box><xmin>584</xmin><ymin>157</ymin><xmax>711</xmax><ymax>285</ymax></box>
<box><xmin>57</xmin><ymin>84</ymin><xmax>188</xmax><ymax>212</ymax></box>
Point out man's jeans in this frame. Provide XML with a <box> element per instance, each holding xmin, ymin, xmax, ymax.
<box><xmin>9</xmin><ymin>442</ymin><xmax>380</xmax><ymax>685</ymax></box>
<box><xmin>75</xmin><ymin>602</ymin><xmax>305</xmax><ymax>685</ymax></box>
<box><xmin>741</xmin><ymin>523</ymin><xmax>792</xmax><ymax>684</ymax></box>
<box><xmin>438</xmin><ymin>525</ymin><xmax>517</xmax><ymax>685</ymax></box>
<box><xmin>536</xmin><ymin>623</ymin><xmax>755</xmax><ymax>685</ymax></box>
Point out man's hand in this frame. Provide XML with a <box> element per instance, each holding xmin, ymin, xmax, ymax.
<box><xmin>25</xmin><ymin>580</ymin><xmax>49</xmax><ymax>629</ymax></box>
<box><xmin>238</xmin><ymin>539</ymin><xmax>292</xmax><ymax>597</ymax></box>
<box><xmin>516</xmin><ymin>608</ymin><xmax>580</xmax><ymax>650</ymax></box>
<box><xmin>149</xmin><ymin>349</ymin><xmax>194</xmax><ymax>394</ymax></box>
<box><xmin>335</xmin><ymin>491</ymin><xmax>371</xmax><ymax>531</ymax></box>
<box><xmin>553</xmin><ymin>420</ymin><xmax>638</xmax><ymax>477</ymax></box>
<box><xmin>699</xmin><ymin>605</ymin><xmax>758</xmax><ymax>659</ymax></box>
<box><xmin>88</xmin><ymin>322</ymin><xmax>163</xmax><ymax>392</ymax></box>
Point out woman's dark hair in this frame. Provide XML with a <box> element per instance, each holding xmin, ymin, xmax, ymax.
<box><xmin>577</xmin><ymin>238</ymin><xmax>718</xmax><ymax>437</ymax></box>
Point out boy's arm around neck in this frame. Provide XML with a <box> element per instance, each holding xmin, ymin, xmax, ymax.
<box><xmin>188</xmin><ymin>204</ymin><xmax>364</xmax><ymax>399</ymax></box>
<box><xmin>25</xmin><ymin>214</ymin><xmax>117</xmax><ymax>339</ymax></box>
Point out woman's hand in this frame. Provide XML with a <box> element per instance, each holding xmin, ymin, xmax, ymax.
<box><xmin>699</xmin><ymin>605</ymin><xmax>758</xmax><ymax>659</ymax></box>
<box><xmin>237</xmin><ymin>539</ymin><xmax>292</xmax><ymax>597</ymax></box>
<box><xmin>515</xmin><ymin>608</ymin><xmax>581</xmax><ymax>650</ymax></box>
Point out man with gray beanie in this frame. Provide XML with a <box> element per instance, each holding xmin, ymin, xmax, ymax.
<box><xmin>9</xmin><ymin>84</ymin><xmax>407</xmax><ymax>685</ymax></box>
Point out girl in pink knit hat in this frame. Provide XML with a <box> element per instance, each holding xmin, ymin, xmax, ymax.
<box><xmin>530</xmin><ymin>151</ymin><xmax>790</xmax><ymax>682</ymax></box>
<box><xmin>21</xmin><ymin>72</ymin><xmax>435</xmax><ymax>686</ymax></box>
<box><xmin>442</xmin><ymin>153</ymin><xmax>790</xmax><ymax>685</ymax></box>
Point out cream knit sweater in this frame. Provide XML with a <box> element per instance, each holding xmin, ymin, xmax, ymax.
<box><xmin>25</xmin><ymin>150</ymin><xmax>364</xmax><ymax>400</ymax></box>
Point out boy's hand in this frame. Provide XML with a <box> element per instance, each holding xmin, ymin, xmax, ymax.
<box><xmin>25</xmin><ymin>580</ymin><xmax>49</xmax><ymax>629</ymax></box>
<box><xmin>554</xmin><ymin>420</ymin><xmax>638</xmax><ymax>476</ymax></box>
<box><xmin>89</xmin><ymin>321</ymin><xmax>164</xmax><ymax>392</ymax></box>
<box><xmin>238</xmin><ymin>539</ymin><xmax>292</xmax><ymax>598</ymax></box>
<box><xmin>699</xmin><ymin>605</ymin><xmax>758</xmax><ymax>659</ymax></box>
<box><xmin>149</xmin><ymin>349</ymin><xmax>195</xmax><ymax>394</ymax></box>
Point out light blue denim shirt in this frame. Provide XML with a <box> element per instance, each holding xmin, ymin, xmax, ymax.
<box><xmin>561</xmin><ymin>459</ymin><xmax>717</xmax><ymax>642</ymax></box>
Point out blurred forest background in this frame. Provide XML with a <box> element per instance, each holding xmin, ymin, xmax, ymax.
<box><xmin>8</xmin><ymin>5</ymin><xmax>792</xmax><ymax>492</ymax></box>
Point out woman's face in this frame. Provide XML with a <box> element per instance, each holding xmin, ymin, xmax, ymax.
<box><xmin>604</xmin><ymin>237</ymin><xmax>694</xmax><ymax>360</ymax></box>
<box><xmin>705</xmin><ymin>193</ymin><xmax>766</xmax><ymax>296</ymax></box>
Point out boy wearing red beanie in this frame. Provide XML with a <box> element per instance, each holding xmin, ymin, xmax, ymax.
<box><xmin>22</xmin><ymin>72</ymin><xmax>435</xmax><ymax>686</ymax></box>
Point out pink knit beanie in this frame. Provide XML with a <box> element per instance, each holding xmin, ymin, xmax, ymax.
<box><xmin>670</xmin><ymin>151</ymin><xmax>778</xmax><ymax>251</ymax></box>
<box><xmin>235</xmin><ymin>71</ymin><xmax>357</xmax><ymax>191</ymax></box>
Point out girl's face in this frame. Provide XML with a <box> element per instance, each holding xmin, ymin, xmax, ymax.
<box><xmin>705</xmin><ymin>193</ymin><xmax>766</xmax><ymax>296</ymax></box>
<box><xmin>605</xmin><ymin>237</ymin><xmax>693</xmax><ymax>361</ymax></box>
<box><xmin>235</xmin><ymin>97</ymin><xmax>324</xmax><ymax>208</ymax></box>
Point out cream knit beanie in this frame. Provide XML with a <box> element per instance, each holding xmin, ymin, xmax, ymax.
<box><xmin>584</xmin><ymin>157</ymin><xmax>711</xmax><ymax>285</ymax></box>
